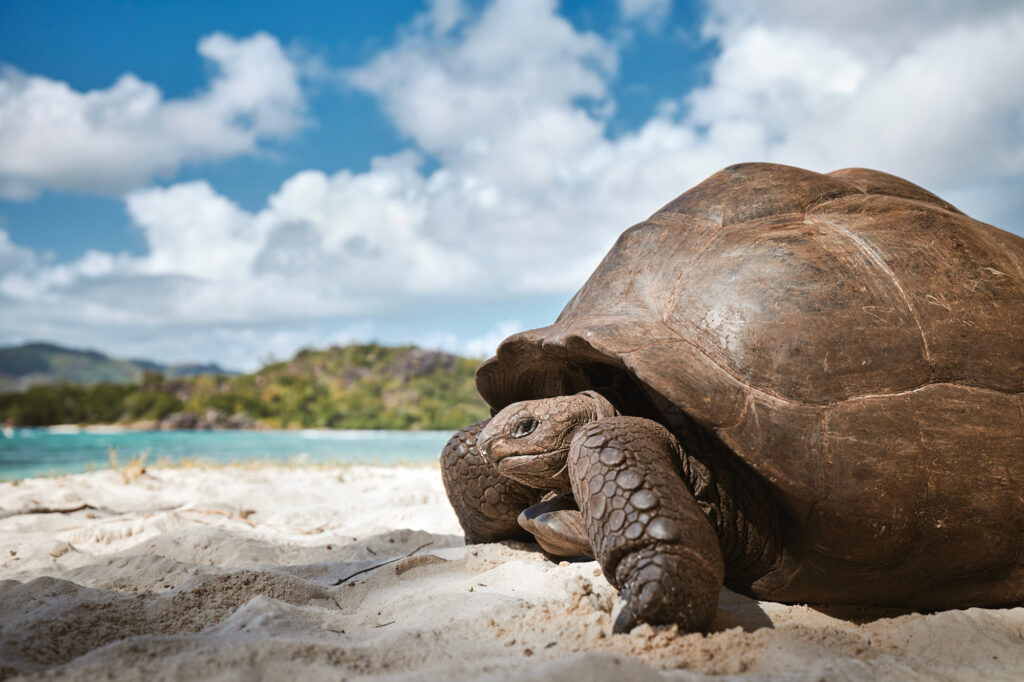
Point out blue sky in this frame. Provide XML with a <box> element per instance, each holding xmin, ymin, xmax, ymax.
<box><xmin>1</xmin><ymin>0</ymin><xmax>1022</xmax><ymax>369</ymax></box>
<box><xmin>0</xmin><ymin>0</ymin><xmax>713</xmax><ymax>261</ymax></box>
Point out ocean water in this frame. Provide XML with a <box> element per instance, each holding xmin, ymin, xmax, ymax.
<box><xmin>0</xmin><ymin>427</ymin><xmax>454</xmax><ymax>481</ymax></box>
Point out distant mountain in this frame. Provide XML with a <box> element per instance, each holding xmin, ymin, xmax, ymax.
<box><xmin>0</xmin><ymin>342</ymin><xmax>489</xmax><ymax>430</ymax></box>
<box><xmin>0</xmin><ymin>342</ymin><xmax>237</xmax><ymax>392</ymax></box>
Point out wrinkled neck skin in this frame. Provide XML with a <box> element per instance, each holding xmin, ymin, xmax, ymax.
<box><xmin>587</xmin><ymin>386</ymin><xmax>784</xmax><ymax>583</ymax></box>
<box><xmin>588</xmin><ymin>392</ymin><xmax>786</xmax><ymax>585</ymax></box>
<box><xmin>671</xmin><ymin>416</ymin><xmax>785</xmax><ymax>588</ymax></box>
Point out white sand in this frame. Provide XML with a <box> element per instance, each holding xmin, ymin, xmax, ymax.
<box><xmin>1</xmin><ymin>464</ymin><xmax>1023</xmax><ymax>681</ymax></box>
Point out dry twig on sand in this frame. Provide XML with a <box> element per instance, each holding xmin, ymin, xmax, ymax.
<box><xmin>333</xmin><ymin>541</ymin><xmax>435</xmax><ymax>585</ymax></box>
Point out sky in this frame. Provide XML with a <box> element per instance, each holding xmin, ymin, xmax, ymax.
<box><xmin>0</xmin><ymin>0</ymin><xmax>1022</xmax><ymax>370</ymax></box>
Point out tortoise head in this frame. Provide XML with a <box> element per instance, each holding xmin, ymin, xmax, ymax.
<box><xmin>477</xmin><ymin>390</ymin><xmax>617</xmax><ymax>491</ymax></box>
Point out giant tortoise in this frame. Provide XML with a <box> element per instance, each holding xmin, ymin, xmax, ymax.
<box><xmin>440</xmin><ymin>162</ymin><xmax>1024</xmax><ymax>633</ymax></box>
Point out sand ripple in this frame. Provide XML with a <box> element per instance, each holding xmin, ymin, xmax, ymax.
<box><xmin>1</xmin><ymin>466</ymin><xmax>1022</xmax><ymax>680</ymax></box>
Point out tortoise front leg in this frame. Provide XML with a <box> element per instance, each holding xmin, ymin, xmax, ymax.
<box><xmin>440</xmin><ymin>419</ymin><xmax>541</xmax><ymax>543</ymax></box>
<box><xmin>569</xmin><ymin>416</ymin><xmax>724</xmax><ymax>633</ymax></box>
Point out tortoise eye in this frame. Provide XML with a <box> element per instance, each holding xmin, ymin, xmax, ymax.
<box><xmin>511</xmin><ymin>417</ymin><xmax>538</xmax><ymax>438</ymax></box>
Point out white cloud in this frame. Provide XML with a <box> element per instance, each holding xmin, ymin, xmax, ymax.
<box><xmin>126</xmin><ymin>181</ymin><xmax>261</xmax><ymax>279</ymax></box>
<box><xmin>619</xmin><ymin>0</ymin><xmax>672</xmax><ymax>31</ymax></box>
<box><xmin>0</xmin><ymin>229</ymin><xmax>36</xmax><ymax>277</ymax></box>
<box><xmin>460</xmin><ymin>320</ymin><xmax>525</xmax><ymax>359</ymax></box>
<box><xmin>349</xmin><ymin>0</ymin><xmax>616</xmax><ymax>170</ymax></box>
<box><xmin>679</xmin><ymin>0</ymin><xmax>1024</xmax><ymax>228</ymax></box>
<box><xmin>415</xmin><ymin>319</ymin><xmax>525</xmax><ymax>360</ymax></box>
<box><xmin>0</xmin><ymin>32</ymin><xmax>305</xmax><ymax>199</ymax></box>
<box><xmin>704</xmin><ymin>0</ymin><xmax>1022</xmax><ymax>52</ymax></box>
<box><xmin>2</xmin><ymin>0</ymin><xmax>1022</xmax><ymax>369</ymax></box>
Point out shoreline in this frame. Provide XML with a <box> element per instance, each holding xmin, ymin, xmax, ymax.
<box><xmin>6</xmin><ymin>423</ymin><xmax>453</xmax><ymax>435</ymax></box>
<box><xmin>1</xmin><ymin>465</ymin><xmax>1022</xmax><ymax>680</ymax></box>
<box><xmin>0</xmin><ymin>429</ymin><xmax>451</xmax><ymax>483</ymax></box>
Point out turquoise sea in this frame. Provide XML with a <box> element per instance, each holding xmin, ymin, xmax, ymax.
<box><xmin>0</xmin><ymin>427</ymin><xmax>452</xmax><ymax>481</ymax></box>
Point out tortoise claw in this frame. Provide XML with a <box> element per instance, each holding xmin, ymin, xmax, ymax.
<box><xmin>612</xmin><ymin>588</ymin><xmax>638</xmax><ymax>634</ymax></box>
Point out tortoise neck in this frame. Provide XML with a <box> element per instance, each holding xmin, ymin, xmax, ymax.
<box><xmin>595</xmin><ymin>377</ymin><xmax>785</xmax><ymax>585</ymax></box>
<box><xmin>674</xmin><ymin>423</ymin><xmax>784</xmax><ymax>586</ymax></box>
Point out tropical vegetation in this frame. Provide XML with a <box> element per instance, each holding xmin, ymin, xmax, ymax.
<box><xmin>0</xmin><ymin>344</ymin><xmax>490</xmax><ymax>430</ymax></box>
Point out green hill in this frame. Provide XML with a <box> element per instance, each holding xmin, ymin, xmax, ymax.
<box><xmin>0</xmin><ymin>342</ymin><xmax>235</xmax><ymax>392</ymax></box>
<box><xmin>0</xmin><ymin>343</ymin><xmax>141</xmax><ymax>391</ymax></box>
<box><xmin>0</xmin><ymin>343</ymin><xmax>489</xmax><ymax>430</ymax></box>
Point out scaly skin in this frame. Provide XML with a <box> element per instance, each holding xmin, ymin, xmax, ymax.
<box><xmin>569</xmin><ymin>416</ymin><xmax>724</xmax><ymax>633</ymax></box>
<box><xmin>469</xmin><ymin>393</ymin><xmax>727</xmax><ymax>633</ymax></box>
<box><xmin>440</xmin><ymin>419</ymin><xmax>541</xmax><ymax>543</ymax></box>
<box><xmin>477</xmin><ymin>391</ymin><xmax>617</xmax><ymax>491</ymax></box>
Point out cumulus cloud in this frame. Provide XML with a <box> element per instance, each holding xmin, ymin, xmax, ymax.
<box><xmin>416</xmin><ymin>319</ymin><xmax>526</xmax><ymax>360</ymax></box>
<box><xmin>689</xmin><ymin>0</ymin><xmax>1024</xmax><ymax>204</ymax></box>
<box><xmin>0</xmin><ymin>229</ymin><xmax>36</xmax><ymax>277</ymax></box>
<box><xmin>0</xmin><ymin>32</ymin><xmax>305</xmax><ymax>199</ymax></box>
<box><xmin>2</xmin><ymin>0</ymin><xmax>1022</xmax><ymax>368</ymax></box>
<box><xmin>618</xmin><ymin>0</ymin><xmax>672</xmax><ymax>32</ymax></box>
<box><xmin>349</xmin><ymin>0</ymin><xmax>616</xmax><ymax>179</ymax></box>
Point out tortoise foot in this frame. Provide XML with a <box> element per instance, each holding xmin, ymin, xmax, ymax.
<box><xmin>441</xmin><ymin>420</ymin><xmax>540</xmax><ymax>544</ymax></box>
<box><xmin>568</xmin><ymin>416</ymin><xmax>724</xmax><ymax>633</ymax></box>
<box><xmin>612</xmin><ymin>547</ymin><xmax>716</xmax><ymax>633</ymax></box>
<box><xmin>518</xmin><ymin>495</ymin><xmax>592</xmax><ymax>558</ymax></box>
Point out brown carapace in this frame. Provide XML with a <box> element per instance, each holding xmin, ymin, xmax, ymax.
<box><xmin>441</xmin><ymin>162</ymin><xmax>1024</xmax><ymax>634</ymax></box>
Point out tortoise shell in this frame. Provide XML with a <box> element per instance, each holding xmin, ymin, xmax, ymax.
<box><xmin>477</xmin><ymin>163</ymin><xmax>1024</xmax><ymax>606</ymax></box>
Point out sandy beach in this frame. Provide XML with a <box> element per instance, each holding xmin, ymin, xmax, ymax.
<box><xmin>1</xmin><ymin>464</ymin><xmax>1023</xmax><ymax>681</ymax></box>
